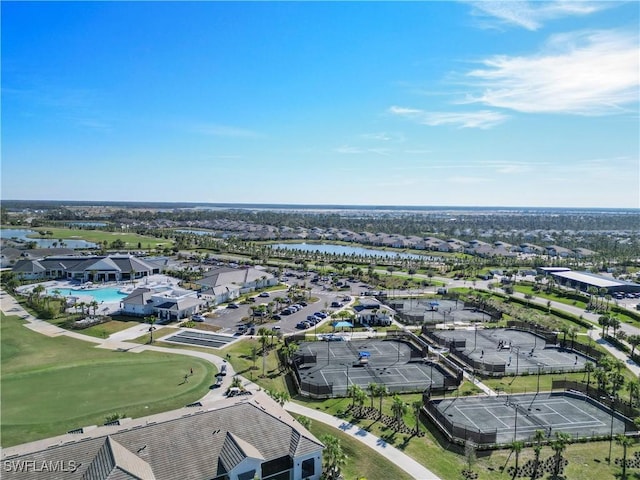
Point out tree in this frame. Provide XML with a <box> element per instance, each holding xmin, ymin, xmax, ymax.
<box><xmin>583</xmin><ymin>362</ymin><xmax>595</xmax><ymax>393</ymax></box>
<box><xmin>249</xmin><ymin>344</ymin><xmax>258</xmax><ymax>379</ymax></box>
<box><xmin>145</xmin><ymin>315</ymin><xmax>157</xmax><ymax>343</ymax></box>
<box><xmin>510</xmin><ymin>440</ymin><xmax>524</xmax><ymax>480</ymax></box>
<box><xmin>412</xmin><ymin>400</ymin><xmax>423</xmax><ymax>435</ymax></box>
<box><xmin>629</xmin><ymin>379</ymin><xmax>640</xmax><ymax>407</ymax></box>
<box><xmin>598</xmin><ymin>315</ymin><xmax>610</xmax><ymax>337</ymax></box>
<box><xmin>531</xmin><ymin>429</ymin><xmax>545</xmax><ymax>480</ymax></box>
<box><xmin>628</xmin><ymin>335</ymin><xmax>640</xmax><ymax>357</ymax></box>
<box><xmin>609</xmin><ymin>317</ymin><xmax>621</xmax><ymax>338</ymax></box>
<box><xmin>266</xmin><ymin>389</ymin><xmax>289</xmax><ymax>407</ymax></box>
<box><xmin>390</xmin><ymin>394</ymin><xmax>407</xmax><ymax>431</ymax></box>
<box><xmin>550</xmin><ymin>431</ymin><xmax>571</xmax><ymax>479</ymax></box>
<box><xmin>376</xmin><ymin>384</ymin><xmax>388</xmax><ymax>419</ymax></box>
<box><xmin>616</xmin><ymin>434</ymin><xmax>634</xmax><ymax>479</ymax></box>
<box><xmin>297</xmin><ymin>416</ymin><xmax>312</xmax><ymax>431</ymax></box>
<box><xmin>320</xmin><ymin>435</ymin><xmax>347</xmax><ymax>480</ymax></box>
<box><xmin>368</xmin><ymin>383</ymin><xmax>377</xmax><ymax>409</ymax></box>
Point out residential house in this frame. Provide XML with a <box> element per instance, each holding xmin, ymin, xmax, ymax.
<box><xmin>0</xmin><ymin>392</ymin><xmax>324</xmax><ymax>480</ymax></box>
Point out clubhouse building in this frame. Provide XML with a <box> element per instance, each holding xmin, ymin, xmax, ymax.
<box><xmin>11</xmin><ymin>254</ymin><xmax>159</xmax><ymax>283</ymax></box>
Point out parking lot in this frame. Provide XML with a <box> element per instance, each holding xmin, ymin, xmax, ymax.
<box><xmin>197</xmin><ymin>275</ymin><xmax>360</xmax><ymax>335</ymax></box>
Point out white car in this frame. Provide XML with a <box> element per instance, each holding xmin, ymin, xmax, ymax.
<box><xmin>192</xmin><ymin>314</ymin><xmax>205</xmax><ymax>322</ymax></box>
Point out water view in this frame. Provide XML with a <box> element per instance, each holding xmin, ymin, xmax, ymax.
<box><xmin>269</xmin><ymin>243</ymin><xmax>441</xmax><ymax>260</ymax></box>
<box><xmin>0</xmin><ymin>228</ymin><xmax>98</xmax><ymax>249</ymax></box>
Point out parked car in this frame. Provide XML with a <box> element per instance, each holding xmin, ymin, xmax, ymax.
<box><xmin>227</xmin><ymin>303</ymin><xmax>239</xmax><ymax>309</ymax></box>
<box><xmin>259</xmin><ymin>292</ymin><xmax>270</xmax><ymax>297</ymax></box>
<box><xmin>213</xmin><ymin>376</ymin><xmax>223</xmax><ymax>388</ymax></box>
<box><xmin>192</xmin><ymin>314</ymin><xmax>205</xmax><ymax>322</ymax></box>
<box><xmin>296</xmin><ymin>321</ymin><xmax>310</xmax><ymax>329</ymax></box>
<box><xmin>331</xmin><ymin>301</ymin><xmax>341</xmax><ymax>308</ymax></box>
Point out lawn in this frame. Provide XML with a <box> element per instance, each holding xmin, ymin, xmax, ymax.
<box><xmin>25</xmin><ymin>227</ymin><xmax>173</xmax><ymax>248</ymax></box>
<box><xmin>1</xmin><ymin>314</ymin><xmax>214</xmax><ymax>447</ymax></box>
<box><xmin>220</xmin><ymin>335</ymin><xmax>639</xmax><ymax>480</ymax></box>
<box><xmin>295</xmin><ymin>414</ymin><xmax>414</xmax><ymax>480</ymax></box>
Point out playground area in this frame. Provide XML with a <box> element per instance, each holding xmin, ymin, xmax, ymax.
<box><xmin>427</xmin><ymin>328</ymin><xmax>592</xmax><ymax>375</ymax></box>
<box><xmin>293</xmin><ymin>338</ymin><xmax>459</xmax><ymax>398</ymax></box>
<box><xmin>426</xmin><ymin>391</ymin><xmax>636</xmax><ymax>446</ymax></box>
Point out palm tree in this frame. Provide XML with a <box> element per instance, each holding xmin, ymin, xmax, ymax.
<box><xmin>390</xmin><ymin>394</ymin><xmax>407</xmax><ymax>431</ymax></box>
<box><xmin>609</xmin><ymin>318</ymin><xmax>621</xmax><ymax>338</ymax></box>
<box><xmin>510</xmin><ymin>440</ymin><xmax>524</xmax><ymax>480</ymax></box>
<box><xmin>531</xmin><ymin>429</ymin><xmax>545</xmax><ymax>480</ymax></box>
<box><xmin>266</xmin><ymin>389</ymin><xmax>289</xmax><ymax>407</ymax></box>
<box><xmin>368</xmin><ymin>383</ymin><xmax>377</xmax><ymax>409</ymax></box>
<box><xmin>412</xmin><ymin>400</ymin><xmax>423</xmax><ymax>435</ymax></box>
<box><xmin>144</xmin><ymin>315</ymin><xmax>157</xmax><ymax>343</ymax></box>
<box><xmin>320</xmin><ymin>435</ymin><xmax>347</xmax><ymax>480</ymax></box>
<box><xmin>249</xmin><ymin>345</ymin><xmax>258</xmax><ymax>379</ymax></box>
<box><xmin>628</xmin><ymin>335</ymin><xmax>640</xmax><ymax>357</ymax></box>
<box><xmin>32</xmin><ymin>284</ymin><xmax>45</xmax><ymax>307</ymax></box>
<box><xmin>377</xmin><ymin>384</ymin><xmax>388</xmax><ymax>419</ymax></box>
<box><xmin>550</xmin><ymin>431</ymin><xmax>571</xmax><ymax>479</ymax></box>
<box><xmin>583</xmin><ymin>362</ymin><xmax>595</xmax><ymax>393</ymax></box>
<box><xmin>598</xmin><ymin>315</ymin><xmax>610</xmax><ymax>337</ymax></box>
<box><xmin>616</xmin><ymin>433</ymin><xmax>633</xmax><ymax>479</ymax></box>
<box><xmin>90</xmin><ymin>300</ymin><xmax>99</xmax><ymax>317</ymax></box>
<box><xmin>628</xmin><ymin>379</ymin><xmax>640</xmax><ymax>407</ymax></box>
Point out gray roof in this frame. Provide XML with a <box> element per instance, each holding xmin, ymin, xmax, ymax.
<box><xmin>1</xmin><ymin>393</ymin><xmax>323</xmax><ymax>480</ymax></box>
<box><xmin>11</xmin><ymin>255</ymin><xmax>156</xmax><ymax>276</ymax></box>
<box><xmin>551</xmin><ymin>270</ymin><xmax>635</xmax><ymax>288</ymax></box>
<box><xmin>82</xmin><ymin>436</ymin><xmax>155</xmax><ymax>480</ymax></box>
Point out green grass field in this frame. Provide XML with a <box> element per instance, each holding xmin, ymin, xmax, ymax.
<box><xmin>22</xmin><ymin>227</ymin><xmax>173</xmax><ymax>248</ymax></box>
<box><xmin>1</xmin><ymin>314</ymin><xmax>214</xmax><ymax>447</ymax></box>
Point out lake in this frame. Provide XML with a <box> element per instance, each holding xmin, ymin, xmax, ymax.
<box><xmin>0</xmin><ymin>228</ymin><xmax>98</xmax><ymax>249</ymax></box>
<box><xmin>269</xmin><ymin>243</ymin><xmax>441</xmax><ymax>260</ymax></box>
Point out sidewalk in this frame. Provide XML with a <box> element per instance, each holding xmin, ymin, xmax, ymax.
<box><xmin>285</xmin><ymin>401</ymin><xmax>442</xmax><ymax>480</ymax></box>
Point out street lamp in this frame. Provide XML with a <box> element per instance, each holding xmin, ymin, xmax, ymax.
<box><xmin>514</xmin><ymin>403</ymin><xmax>519</xmax><ymax>442</ymax></box>
<box><xmin>608</xmin><ymin>395</ymin><xmax>616</xmax><ymax>464</ymax></box>
<box><xmin>474</xmin><ymin>322</ymin><xmax>478</xmax><ymax>351</ymax></box>
<box><xmin>536</xmin><ymin>363</ymin><xmax>542</xmax><ymax>394</ymax></box>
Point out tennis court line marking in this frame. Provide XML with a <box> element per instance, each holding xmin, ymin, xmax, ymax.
<box><xmin>455</xmin><ymin>406</ymin><xmax>482</xmax><ymax>431</ymax></box>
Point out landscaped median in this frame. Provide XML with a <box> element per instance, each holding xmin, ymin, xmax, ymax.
<box><xmin>0</xmin><ymin>314</ymin><xmax>214</xmax><ymax>447</ymax></box>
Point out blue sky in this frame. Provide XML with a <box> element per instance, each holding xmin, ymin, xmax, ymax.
<box><xmin>2</xmin><ymin>1</ymin><xmax>638</xmax><ymax>208</ymax></box>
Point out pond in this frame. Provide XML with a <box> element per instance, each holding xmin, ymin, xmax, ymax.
<box><xmin>268</xmin><ymin>243</ymin><xmax>441</xmax><ymax>260</ymax></box>
<box><xmin>0</xmin><ymin>228</ymin><xmax>98</xmax><ymax>249</ymax></box>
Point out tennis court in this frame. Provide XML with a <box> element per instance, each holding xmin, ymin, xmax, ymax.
<box><xmin>432</xmin><ymin>328</ymin><xmax>591</xmax><ymax>374</ymax></box>
<box><xmin>429</xmin><ymin>392</ymin><xmax>633</xmax><ymax>445</ymax></box>
<box><xmin>294</xmin><ymin>339</ymin><xmax>456</xmax><ymax>397</ymax></box>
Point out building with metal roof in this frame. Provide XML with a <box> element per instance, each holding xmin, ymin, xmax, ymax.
<box><xmin>550</xmin><ymin>270</ymin><xmax>640</xmax><ymax>294</ymax></box>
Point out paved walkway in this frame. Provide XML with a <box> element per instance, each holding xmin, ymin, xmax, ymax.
<box><xmin>285</xmin><ymin>402</ymin><xmax>442</xmax><ymax>480</ymax></box>
<box><xmin>0</xmin><ymin>289</ymin><xmax>442</xmax><ymax>478</ymax></box>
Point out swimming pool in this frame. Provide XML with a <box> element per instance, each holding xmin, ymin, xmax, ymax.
<box><xmin>47</xmin><ymin>286</ymin><xmax>127</xmax><ymax>303</ymax></box>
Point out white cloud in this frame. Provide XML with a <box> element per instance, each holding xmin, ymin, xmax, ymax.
<box><xmin>389</xmin><ymin>106</ymin><xmax>509</xmax><ymax>129</ymax></box>
<box><xmin>463</xmin><ymin>30</ymin><xmax>639</xmax><ymax>115</ymax></box>
<box><xmin>467</xmin><ymin>1</ymin><xmax>611</xmax><ymax>31</ymax></box>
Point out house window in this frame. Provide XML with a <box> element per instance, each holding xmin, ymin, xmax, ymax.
<box><xmin>301</xmin><ymin>458</ymin><xmax>315</xmax><ymax>477</ymax></box>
